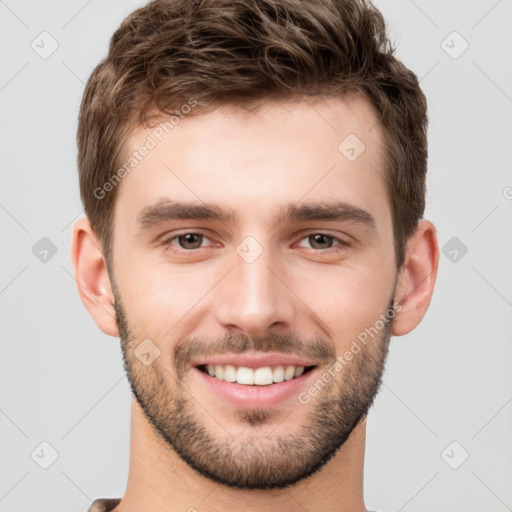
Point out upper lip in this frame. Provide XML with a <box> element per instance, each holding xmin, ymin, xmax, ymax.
<box><xmin>191</xmin><ymin>351</ymin><xmax>317</xmax><ymax>369</ymax></box>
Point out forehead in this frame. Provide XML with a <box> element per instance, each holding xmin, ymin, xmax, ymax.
<box><xmin>114</xmin><ymin>95</ymin><xmax>390</xmax><ymax>233</ymax></box>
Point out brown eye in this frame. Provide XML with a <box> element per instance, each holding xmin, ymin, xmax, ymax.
<box><xmin>176</xmin><ymin>233</ymin><xmax>204</xmax><ymax>249</ymax></box>
<box><xmin>307</xmin><ymin>233</ymin><xmax>335</xmax><ymax>250</ymax></box>
<box><xmin>159</xmin><ymin>230</ymin><xmax>220</xmax><ymax>258</ymax></box>
<box><xmin>296</xmin><ymin>232</ymin><xmax>350</xmax><ymax>253</ymax></box>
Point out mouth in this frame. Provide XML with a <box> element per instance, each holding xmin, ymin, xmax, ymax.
<box><xmin>196</xmin><ymin>363</ymin><xmax>316</xmax><ymax>385</ymax></box>
<box><xmin>191</xmin><ymin>354</ymin><xmax>320</xmax><ymax>409</ymax></box>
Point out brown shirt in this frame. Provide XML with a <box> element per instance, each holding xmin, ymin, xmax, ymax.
<box><xmin>87</xmin><ymin>498</ymin><xmax>121</xmax><ymax>512</ymax></box>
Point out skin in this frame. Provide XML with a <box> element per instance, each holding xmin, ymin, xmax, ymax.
<box><xmin>71</xmin><ymin>94</ymin><xmax>439</xmax><ymax>512</ymax></box>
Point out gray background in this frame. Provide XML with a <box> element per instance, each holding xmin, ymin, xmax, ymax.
<box><xmin>0</xmin><ymin>1</ymin><xmax>511</xmax><ymax>511</ymax></box>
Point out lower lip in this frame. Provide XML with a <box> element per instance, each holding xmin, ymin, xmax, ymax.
<box><xmin>192</xmin><ymin>366</ymin><xmax>317</xmax><ymax>409</ymax></box>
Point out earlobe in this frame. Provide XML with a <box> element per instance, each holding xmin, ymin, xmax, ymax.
<box><xmin>70</xmin><ymin>217</ymin><xmax>119</xmax><ymax>337</ymax></box>
<box><xmin>392</xmin><ymin>220</ymin><xmax>439</xmax><ymax>336</ymax></box>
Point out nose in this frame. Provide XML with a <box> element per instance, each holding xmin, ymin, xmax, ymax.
<box><xmin>215</xmin><ymin>243</ymin><xmax>297</xmax><ymax>339</ymax></box>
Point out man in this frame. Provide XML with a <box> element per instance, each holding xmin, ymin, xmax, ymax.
<box><xmin>71</xmin><ymin>0</ymin><xmax>439</xmax><ymax>510</ymax></box>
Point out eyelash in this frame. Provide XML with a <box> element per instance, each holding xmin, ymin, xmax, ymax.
<box><xmin>160</xmin><ymin>231</ymin><xmax>351</xmax><ymax>254</ymax></box>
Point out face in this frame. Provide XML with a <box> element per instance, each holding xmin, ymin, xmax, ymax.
<box><xmin>109</xmin><ymin>95</ymin><xmax>399</xmax><ymax>489</ymax></box>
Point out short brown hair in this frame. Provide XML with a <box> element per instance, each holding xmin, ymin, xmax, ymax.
<box><xmin>77</xmin><ymin>0</ymin><xmax>428</xmax><ymax>270</ymax></box>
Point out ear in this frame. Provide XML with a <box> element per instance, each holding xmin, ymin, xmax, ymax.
<box><xmin>70</xmin><ymin>217</ymin><xmax>119</xmax><ymax>337</ymax></box>
<box><xmin>392</xmin><ymin>220</ymin><xmax>439</xmax><ymax>336</ymax></box>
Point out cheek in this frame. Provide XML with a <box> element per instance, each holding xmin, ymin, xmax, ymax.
<box><xmin>115</xmin><ymin>261</ymin><xmax>215</xmax><ymax>335</ymax></box>
<box><xmin>298</xmin><ymin>264</ymin><xmax>394</xmax><ymax>342</ymax></box>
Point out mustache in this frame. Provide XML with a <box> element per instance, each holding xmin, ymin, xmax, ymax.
<box><xmin>173</xmin><ymin>332</ymin><xmax>336</xmax><ymax>378</ymax></box>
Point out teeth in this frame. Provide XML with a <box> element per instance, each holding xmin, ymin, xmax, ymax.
<box><xmin>215</xmin><ymin>364</ymin><xmax>224</xmax><ymax>380</ymax></box>
<box><xmin>284</xmin><ymin>365</ymin><xmax>296</xmax><ymax>381</ymax></box>
<box><xmin>237</xmin><ymin>366</ymin><xmax>254</xmax><ymax>385</ymax></box>
<box><xmin>254</xmin><ymin>367</ymin><xmax>273</xmax><ymax>385</ymax></box>
<box><xmin>273</xmin><ymin>365</ymin><xmax>285</xmax><ymax>383</ymax></box>
<box><xmin>203</xmin><ymin>364</ymin><xmax>307</xmax><ymax>385</ymax></box>
<box><xmin>224</xmin><ymin>364</ymin><xmax>237</xmax><ymax>382</ymax></box>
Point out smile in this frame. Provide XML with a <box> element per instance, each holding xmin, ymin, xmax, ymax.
<box><xmin>190</xmin><ymin>352</ymin><xmax>320</xmax><ymax>408</ymax></box>
<box><xmin>197</xmin><ymin>364</ymin><xmax>316</xmax><ymax>386</ymax></box>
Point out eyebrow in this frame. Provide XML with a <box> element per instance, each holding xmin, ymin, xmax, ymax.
<box><xmin>136</xmin><ymin>198</ymin><xmax>377</xmax><ymax>231</ymax></box>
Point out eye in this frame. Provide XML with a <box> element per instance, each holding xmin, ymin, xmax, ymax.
<box><xmin>297</xmin><ymin>233</ymin><xmax>349</xmax><ymax>251</ymax></box>
<box><xmin>162</xmin><ymin>232</ymin><xmax>212</xmax><ymax>250</ymax></box>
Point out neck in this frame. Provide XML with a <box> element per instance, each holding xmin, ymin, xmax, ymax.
<box><xmin>116</xmin><ymin>399</ymin><xmax>368</xmax><ymax>512</ymax></box>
